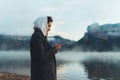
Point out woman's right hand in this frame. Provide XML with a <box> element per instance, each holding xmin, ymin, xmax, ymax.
<box><xmin>54</xmin><ymin>44</ymin><xmax>63</xmax><ymax>50</ymax></box>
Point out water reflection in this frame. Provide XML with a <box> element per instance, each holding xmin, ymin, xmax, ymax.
<box><xmin>56</xmin><ymin>52</ymin><xmax>89</xmax><ymax>80</ymax></box>
<box><xmin>57</xmin><ymin>62</ymin><xmax>88</xmax><ymax>80</ymax></box>
<box><xmin>82</xmin><ymin>59</ymin><xmax>120</xmax><ymax>80</ymax></box>
<box><xmin>0</xmin><ymin>51</ymin><xmax>120</xmax><ymax>80</ymax></box>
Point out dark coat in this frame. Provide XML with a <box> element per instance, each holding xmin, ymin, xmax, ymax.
<box><xmin>30</xmin><ymin>29</ymin><xmax>57</xmax><ymax>80</ymax></box>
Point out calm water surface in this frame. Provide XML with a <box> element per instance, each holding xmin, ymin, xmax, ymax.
<box><xmin>0</xmin><ymin>51</ymin><xmax>120</xmax><ymax>80</ymax></box>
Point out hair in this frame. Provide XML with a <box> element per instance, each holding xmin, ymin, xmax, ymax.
<box><xmin>47</xmin><ymin>16</ymin><xmax>53</xmax><ymax>23</ymax></box>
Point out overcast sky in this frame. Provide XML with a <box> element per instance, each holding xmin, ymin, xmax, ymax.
<box><xmin>0</xmin><ymin>0</ymin><xmax>120</xmax><ymax>41</ymax></box>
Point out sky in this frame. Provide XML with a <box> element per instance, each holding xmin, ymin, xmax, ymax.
<box><xmin>0</xmin><ymin>0</ymin><xmax>120</xmax><ymax>41</ymax></box>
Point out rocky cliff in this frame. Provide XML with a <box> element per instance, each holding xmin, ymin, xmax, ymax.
<box><xmin>75</xmin><ymin>23</ymin><xmax>120</xmax><ymax>51</ymax></box>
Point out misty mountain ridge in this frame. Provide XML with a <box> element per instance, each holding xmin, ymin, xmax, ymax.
<box><xmin>0</xmin><ymin>34</ymin><xmax>75</xmax><ymax>51</ymax></box>
<box><xmin>76</xmin><ymin>23</ymin><xmax>120</xmax><ymax>51</ymax></box>
<box><xmin>1</xmin><ymin>23</ymin><xmax>120</xmax><ymax>51</ymax></box>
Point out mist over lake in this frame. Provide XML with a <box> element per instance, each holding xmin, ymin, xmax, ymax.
<box><xmin>0</xmin><ymin>51</ymin><xmax>120</xmax><ymax>80</ymax></box>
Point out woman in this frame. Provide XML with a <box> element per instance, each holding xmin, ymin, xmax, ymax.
<box><xmin>30</xmin><ymin>16</ymin><xmax>62</xmax><ymax>80</ymax></box>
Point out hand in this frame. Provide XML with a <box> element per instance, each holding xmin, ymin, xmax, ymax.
<box><xmin>54</xmin><ymin>44</ymin><xmax>63</xmax><ymax>50</ymax></box>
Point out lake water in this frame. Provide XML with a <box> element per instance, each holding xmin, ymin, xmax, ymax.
<box><xmin>0</xmin><ymin>51</ymin><xmax>120</xmax><ymax>80</ymax></box>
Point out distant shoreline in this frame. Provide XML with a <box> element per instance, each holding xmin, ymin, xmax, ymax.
<box><xmin>0</xmin><ymin>72</ymin><xmax>30</xmax><ymax>80</ymax></box>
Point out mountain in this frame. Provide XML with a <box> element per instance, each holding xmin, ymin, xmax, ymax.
<box><xmin>0</xmin><ymin>34</ymin><xmax>30</xmax><ymax>50</ymax></box>
<box><xmin>1</xmin><ymin>23</ymin><xmax>120</xmax><ymax>51</ymax></box>
<box><xmin>48</xmin><ymin>36</ymin><xmax>76</xmax><ymax>51</ymax></box>
<box><xmin>75</xmin><ymin>23</ymin><xmax>120</xmax><ymax>51</ymax></box>
<box><xmin>0</xmin><ymin>34</ymin><xmax>75</xmax><ymax>51</ymax></box>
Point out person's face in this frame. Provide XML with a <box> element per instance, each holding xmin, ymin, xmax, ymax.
<box><xmin>46</xmin><ymin>22</ymin><xmax>52</xmax><ymax>35</ymax></box>
<box><xmin>47</xmin><ymin>22</ymin><xmax>52</xmax><ymax>32</ymax></box>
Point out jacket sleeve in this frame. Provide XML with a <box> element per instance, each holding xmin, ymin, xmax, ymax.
<box><xmin>33</xmin><ymin>34</ymin><xmax>57</xmax><ymax>61</ymax></box>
